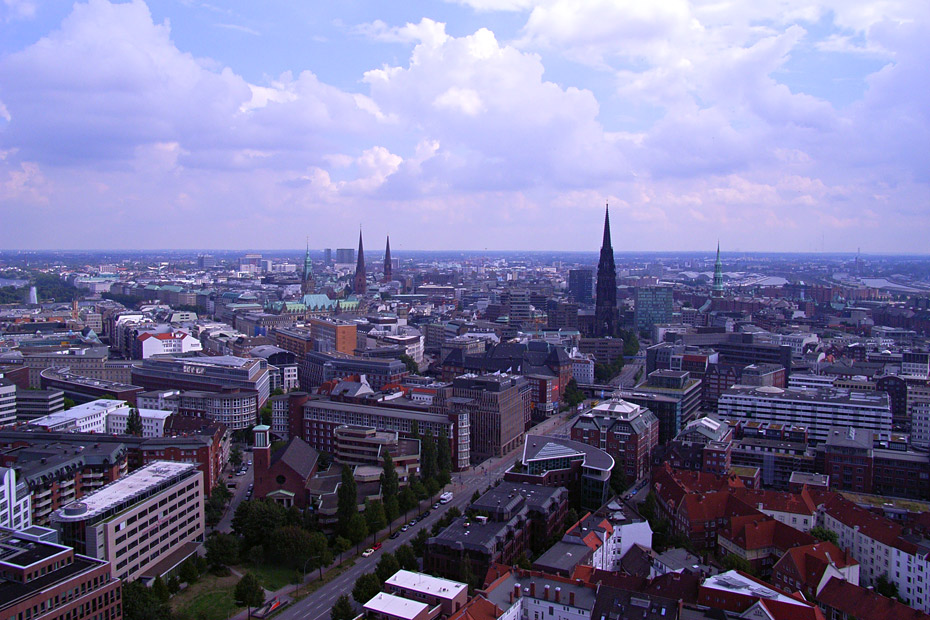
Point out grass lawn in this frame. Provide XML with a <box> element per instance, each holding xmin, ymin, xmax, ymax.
<box><xmin>237</xmin><ymin>562</ymin><xmax>299</xmax><ymax>591</ymax></box>
<box><xmin>171</xmin><ymin>573</ymin><xmax>241</xmax><ymax>620</ymax></box>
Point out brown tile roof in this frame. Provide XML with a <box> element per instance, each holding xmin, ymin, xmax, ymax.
<box><xmin>820</xmin><ymin>493</ymin><xmax>915</xmax><ymax>552</ymax></box>
<box><xmin>817</xmin><ymin>578</ymin><xmax>930</xmax><ymax>620</ymax></box>
<box><xmin>774</xmin><ymin>541</ymin><xmax>857</xmax><ymax>594</ymax></box>
<box><xmin>449</xmin><ymin>596</ymin><xmax>503</xmax><ymax>620</ymax></box>
<box><xmin>721</xmin><ymin>514</ymin><xmax>815</xmax><ymax>552</ymax></box>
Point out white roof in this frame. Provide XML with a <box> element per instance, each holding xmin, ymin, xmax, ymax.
<box><xmin>702</xmin><ymin>571</ymin><xmax>802</xmax><ymax>605</ymax></box>
<box><xmin>31</xmin><ymin>399</ymin><xmax>127</xmax><ymax>427</ymax></box>
<box><xmin>136</xmin><ymin>408</ymin><xmax>174</xmax><ymax>420</ymax></box>
<box><xmin>52</xmin><ymin>461</ymin><xmax>196</xmax><ymax>522</ymax></box>
<box><xmin>385</xmin><ymin>570</ymin><xmax>467</xmax><ymax>600</ymax></box>
<box><xmin>363</xmin><ymin>592</ymin><xmax>429</xmax><ymax>620</ymax></box>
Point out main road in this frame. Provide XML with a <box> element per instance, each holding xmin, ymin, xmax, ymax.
<box><xmin>270</xmin><ymin>412</ymin><xmax>577</xmax><ymax>620</ymax></box>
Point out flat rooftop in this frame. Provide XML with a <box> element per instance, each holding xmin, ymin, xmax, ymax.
<box><xmin>32</xmin><ymin>399</ymin><xmax>127</xmax><ymax>425</ymax></box>
<box><xmin>385</xmin><ymin>570</ymin><xmax>467</xmax><ymax>600</ymax></box>
<box><xmin>364</xmin><ymin>592</ymin><xmax>429</xmax><ymax>620</ymax></box>
<box><xmin>51</xmin><ymin>461</ymin><xmax>197</xmax><ymax>523</ymax></box>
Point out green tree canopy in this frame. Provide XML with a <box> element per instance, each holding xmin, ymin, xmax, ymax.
<box><xmin>352</xmin><ymin>573</ymin><xmax>383</xmax><ymax>604</ymax></box>
<box><xmin>421</xmin><ymin>430</ymin><xmax>438</xmax><ymax>481</ymax></box>
<box><xmin>563</xmin><ymin>378</ymin><xmax>585</xmax><ymax>407</ymax></box>
<box><xmin>205</xmin><ymin>532</ymin><xmax>239</xmax><ymax>568</ymax></box>
<box><xmin>337</xmin><ymin>466</ymin><xmax>359</xmax><ymax>534</ymax></box>
<box><xmin>126</xmin><ymin>408</ymin><xmax>143</xmax><ymax>436</ymax></box>
<box><xmin>346</xmin><ymin>513</ymin><xmax>369</xmax><ymax>548</ymax></box>
<box><xmin>398</xmin><ymin>354</ymin><xmax>419</xmax><ymax>375</ymax></box>
<box><xmin>395</xmin><ymin>544</ymin><xmax>418</xmax><ymax>571</ymax></box>
<box><xmin>230</xmin><ymin>445</ymin><xmax>243</xmax><ymax>468</ymax></box>
<box><xmin>122</xmin><ymin>580</ymin><xmax>172</xmax><ymax>620</ymax></box>
<box><xmin>234</xmin><ymin>572</ymin><xmax>265</xmax><ymax>611</ymax></box>
<box><xmin>365</xmin><ymin>499</ymin><xmax>388</xmax><ymax>538</ymax></box>
<box><xmin>437</xmin><ymin>427</ymin><xmax>452</xmax><ymax>475</ymax></box>
<box><xmin>331</xmin><ymin>594</ymin><xmax>355</xmax><ymax>620</ymax></box>
<box><xmin>810</xmin><ymin>526</ymin><xmax>838</xmax><ymax>545</ymax></box>
<box><xmin>375</xmin><ymin>552</ymin><xmax>401</xmax><ymax>582</ymax></box>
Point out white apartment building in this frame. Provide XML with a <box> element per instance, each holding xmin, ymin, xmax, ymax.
<box><xmin>0</xmin><ymin>378</ymin><xmax>15</xmax><ymax>426</ymax></box>
<box><xmin>106</xmin><ymin>408</ymin><xmax>172</xmax><ymax>438</ymax></box>
<box><xmin>0</xmin><ymin>467</ymin><xmax>31</xmax><ymax>531</ymax></box>
<box><xmin>136</xmin><ymin>331</ymin><xmax>202</xmax><ymax>359</ymax></box>
<box><xmin>30</xmin><ymin>399</ymin><xmax>130</xmax><ymax>433</ymax></box>
<box><xmin>770</xmin><ymin>332</ymin><xmax>820</xmax><ymax>356</ymax></box>
<box><xmin>570</xmin><ymin>353</ymin><xmax>595</xmax><ymax>385</ymax></box>
<box><xmin>818</xmin><ymin>494</ymin><xmax>930</xmax><ymax>613</ymax></box>
<box><xmin>902</xmin><ymin>351</ymin><xmax>930</xmax><ymax>378</ymax></box>
<box><xmin>718</xmin><ymin>386</ymin><xmax>892</xmax><ymax>444</ymax></box>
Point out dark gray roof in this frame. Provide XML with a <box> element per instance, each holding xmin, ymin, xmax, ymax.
<box><xmin>271</xmin><ymin>436</ymin><xmax>319</xmax><ymax>479</ymax></box>
<box><xmin>522</xmin><ymin>434</ymin><xmax>614</xmax><ymax>472</ymax></box>
<box><xmin>532</xmin><ymin>541</ymin><xmax>593</xmax><ymax>575</ymax></box>
<box><xmin>591</xmin><ymin>585</ymin><xmax>679</xmax><ymax>620</ymax></box>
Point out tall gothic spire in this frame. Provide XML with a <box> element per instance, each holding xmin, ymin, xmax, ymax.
<box><xmin>383</xmin><ymin>236</ymin><xmax>392</xmax><ymax>283</ymax></box>
<box><xmin>595</xmin><ymin>203</ymin><xmax>618</xmax><ymax>337</ymax></box>
<box><xmin>712</xmin><ymin>241</ymin><xmax>724</xmax><ymax>298</ymax></box>
<box><xmin>353</xmin><ymin>228</ymin><xmax>366</xmax><ymax>295</ymax></box>
<box><xmin>301</xmin><ymin>238</ymin><xmax>313</xmax><ymax>295</ymax></box>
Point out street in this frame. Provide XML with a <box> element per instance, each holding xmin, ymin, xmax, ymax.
<box><xmin>269</xmin><ymin>411</ymin><xmax>574</xmax><ymax>620</ymax></box>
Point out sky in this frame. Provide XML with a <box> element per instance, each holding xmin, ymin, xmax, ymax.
<box><xmin>0</xmin><ymin>0</ymin><xmax>927</xmax><ymax>253</ymax></box>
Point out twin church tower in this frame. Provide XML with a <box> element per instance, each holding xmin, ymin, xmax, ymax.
<box><xmin>301</xmin><ymin>231</ymin><xmax>393</xmax><ymax>296</ymax></box>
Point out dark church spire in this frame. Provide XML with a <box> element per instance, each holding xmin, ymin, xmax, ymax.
<box><xmin>595</xmin><ymin>204</ymin><xmax>617</xmax><ymax>337</ymax></box>
<box><xmin>353</xmin><ymin>228</ymin><xmax>366</xmax><ymax>295</ymax></box>
<box><xmin>301</xmin><ymin>237</ymin><xmax>313</xmax><ymax>295</ymax></box>
<box><xmin>383</xmin><ymin>236</ymin><xmax>392</xmax><ymax>283</ymax></box>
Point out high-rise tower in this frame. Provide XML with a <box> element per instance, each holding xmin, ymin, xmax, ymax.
<box><xmin>712</xmin><ymin>241</ymin><xmax>724</xmax><ymax>298</ymax></box>
<box><xmin>383</xmin><ymin>236</ymin><xmax>392</xmax><ymax>283</ymax></box>
<box><xmin>595</xmin><ymin>205</ymin><xmax>617</xmax><ymax>337</ymax></box>
<box><xmin>353</xmin><ymin>229</ymin><xmax>366</xmax><ymax>294</ymax></box>
<box><xmin>301</xmin><ymin>240</ymin><xmax>314</xmax><ymax>295</ymax></box>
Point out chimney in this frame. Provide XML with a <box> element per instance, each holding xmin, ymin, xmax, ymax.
<box><xmin>514</xmin><ymin>584</ymin><xmax>521</xmax><ymax>599</ymax></box>
<box><xmin>555</xmin><ymin>587</ymin><xmax>561</xmax><ymax>603</ymax></box>
<box><xmin>569</xmin><ymin>591</ymin><xmax>575</xmax><ymax>606</ymax></box>
<box><xmin>544</xmin><ymin>584</ymin><xmax>549</xmax><ymax>600</ymax></box>
<box><xmin>530</xmin><ymin>583</ymin><xmax>535</xmax><ymax>598</ymax></box>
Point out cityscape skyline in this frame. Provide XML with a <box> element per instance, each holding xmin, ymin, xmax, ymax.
<box><xmin>0</xmin><ymin>1</ymin><xmax>928</xmax><ymax>253</ymax></box>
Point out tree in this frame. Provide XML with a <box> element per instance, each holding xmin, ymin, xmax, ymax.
<box><xmin>365</xmin><ymin>499</ymin><xmax>388</xmax><ymax>541</ymax></box>
<box><xmin>346</xmin><ymin>513</ymin><xmax>368</xmax><ymax>551</ymax></box>
<box><xmin>63</xmin><ymin>397</ymin><xmax>75</xmax><ymax>411</ymax></box>
<box><xmin>410</xmin><ymin>421</ymin><xmax>420</xmax><ymax>441</ymax></box>
<box><xmin>151</xmin><ymin>575</ymin><xmax>170</xmax><ymax>603</ymax></box>
<box><xmin>233</xmin><ymin>500</ymin><xmax>287</xmax><ymax>552</ymax></box>
<box><xmin>621</xmin><ymin>330</ymin><xmax>640</xmax><ymax>357</ymax></box>
<box><xmin>875</xmin><ymin>574</ymin><xmax>900</xmax><ymax>600</ymax></box>
<box><xmin>410</xmin><ymin>478</ymin><xmax>427</xmax><ymax>501</ymax></box>
<box><xmin>126</xmin><ymin>408</ymin><xmax>143</xmax><ymax>436</ymax></box>
<box><xmin>421</xmin><ymin>430</ymin><xmax>438</xmax><ymax>481</ymax></box>
<box><xmin>267</xmin><ymin>526</ymin><xmax>322</xmax><ymax>570</ymax></box>
<box><xmin>375</xmin><ymin>552</ymin><xmax>401</xmax><ymax>582</ymax></box>
<box><xmin>563</xmin><ymin>378</ymin><xmax>585</xmax><ymax>407</ymax></box>
<box><xmin>425</xmin><ymin>478</ymin><xmax>441</xmax><ymax>499</ymax></box>
<box><xmin>411</xmin><ymin>529</ymin><xmax>430</xmax><ymax>557</ymax></box>
<box><xmin>337</xmin><ymin>466</ymin><xmax>359</xmax><ymax>534</ymax></box>
<box><xmin>437</xmin><ymin>427</ymin><xmax>453</xmax><ymax>477</ymax></box>
<box><xmin>122</xmin><ymin>580</ymin><xmax>172</xmax><ymax>620</ymax></box>
<box><xmin>811</xmin><ymin>526</ymin><xmax>838</xmax><ymax>545</ymax></box>
<box><xmin>381</xmin><ymin>452</ymin><xmax>399</xmax><ymax>522</ymax></box>
<box><xmin>166</xmin><ymin>576</ymin><xmax>180</xmax><ymax>595</ymax></box>
<box><xmin>353</xmin><ymin>572</ymin><xmax>383</xmax><ymax>604</ymax></box>
<box><xmin>399</xmin><ymin>354</ymin><xmax>419</xmax><ymax>375</ymax></box>
<box><xmin>471</xmin><ymin>490</ymin><xmax>481</xmax><ymax>503</ymax></box>
<box><xmin>230</xmin><ymin>445</ymin><xmax>243</xmax><ymax>468</ymax></box>
<box><xmin>234</xmin><ymin>573</ymin><xmax>266</xmax><ymax>618</ymax></box>
<box><xmin>722</xmin><ymin>554</ymin><xmax>756</xmax><ymax>576</ymax></box>
<box><xmin>205</xmin><ymin>532</ymin><xmax>239</xmax><ymax>568</ymax></box>
<box><xmin>333</xmin><ymin>536</ymin><xmax>352</xmax><ymax>561</ymax></box>
<box><xmin>259</xmin><ymin>402</ymin><xmax>272</xmax><ymax>426</ymax></box>
<box><xmin>331</xmin><ymin>594</ymin><xmax>355</xmax><ymax>620</ymax></box>
<box><xmin>460</xmin><ymin>559</ymin><xmax>475</xmax><ymax>591</ymax></box>
<box><xmin>179</xmin><ymin>557</ymin><xmax>200</xmax><ymax>584</ymax></box>
<box><xmin>609</xmin><ymin>467</ymin><xmax>629</xmax><ymax>497</ymax></box>
<box><xmin>395</xmin><ymin>544</ymin><xmax>418</xmax><ymax>571</ymax></box>
<box><xmin>399</xmin><ymin>486</ymin><xmax>417</xmax><ymax>518</ymax></box>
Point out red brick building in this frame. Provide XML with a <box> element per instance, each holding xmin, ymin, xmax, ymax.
<box><xmin>253</xmin><ymin>425</ymin><xmax>319</xmax><ymax>509</ymax></box>
<box><xmin>572</xmin><ymin>399</ymin><xmax>659</xmax><ymax>482</ymax></box>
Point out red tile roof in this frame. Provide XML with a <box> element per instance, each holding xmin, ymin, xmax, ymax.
<box><xmin>773</xmin><ymin>541</ymin><xmax>856</xmax><ymax>595</ymax></box>
<box><xmin>817</xmin><ymin>578</ymin><xmax>930</xmax><ymax>620</ymax></box>
<box><xmin>721</xmin><ymin>514</ymin><xmax>815</xmax><ymax>552</ymax></box>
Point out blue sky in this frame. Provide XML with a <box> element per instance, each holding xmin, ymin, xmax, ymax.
<box><xmin>0</xmin><ymin>0</ymin><xmax>927</xmax><ymax>253</ymax></box>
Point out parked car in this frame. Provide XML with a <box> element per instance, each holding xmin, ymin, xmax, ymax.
<box><xmin>390</xmin><ymin>531</ymin><xmax>400</xmax><ymax>539</ymax></box>
<box><xmin>432</xmin><ymin>503</ymin><xmax>440</xmax><ymax>510</ymax></box>
<box><xmin>401</xmin><ymin>525</ymin><xmax>409</xmax><ymax>532</ymax></box>
<box><xmin>422</xmin><ymin>510</ymin><xmax>431</xmax><ymax>518</ymax></box>
<box><xmin>372</xmin><ymin>542</ymin><xmax>382</xmax><ymax>551</ymax></box>
<box><xmin>362</xmin><ymin>549</ymin><xmax>374</xmax><ymax>557</ymax></box>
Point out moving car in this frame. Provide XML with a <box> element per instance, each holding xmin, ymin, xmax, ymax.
<box><xmin>362</xmin><ymin>549</ymin><xmax>374</xmax><ymax>557</ymax></box>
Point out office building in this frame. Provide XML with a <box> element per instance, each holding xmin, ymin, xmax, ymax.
<box><xmin>452</xmin><ymin>374</ymin><xmax>531</xmax><ymax>462</ymax></box>
<box><xmin>0</xmin><ymin>525</ymin><xmax>121</xmax><ymax>620</ymax></box>
<box><xmin>29</xmin><ymin>399</ymin><xmax>130</xmax><ymax>434</ymax></box>
<box><xmin>51</xmin><ymin>461</ymin><xmax>204</xmax><ymax>582</ymax></box>
<box><xmin>902</xmin><ymin>351</ymin><xmax>930</xmax><ymax>378</ymax></box>
<box><xmin>302</xmin><ymin>351</ymin><xmax>408</xmax><ymax>390</ymax></box>
<box><xmin>309</xmin><ymin>317</ymin><xmax>358</xmax><ymax>355</ymax></box>
<box><xmin>15</xmin><ymin>388</ymin><xmax>64</xmax><ymax>421</ymax></box>
<box><xmin>336</xmin><ymin>248</ymin><xmax>355</xmax><ymax>264</ymax></box>
<box><xmin>39</xmin><ymin>367</ymin><xmax>144</xmax><ymax>406</ymax></box>
<box><xmin>106</xmin><ymin>407</ymin><xmax>171</xmax><ymax>437</ymax></box>
<box><xmin>133</xmin><ymin>331</ymin><xmax>202</xmax><ymax>359</ymax></box>
<box><xmin>568</xmin><ymin>269</ymin><xmax>593</xmax><ymax>303</ymax></box>
<box><xmin>24</xmin><ymin>347</ymin><xmax>133</xmax><ymax>389</ymax></box>
<box><xmin>634</xmin><ymin>287</ymin><xmax>674</xmax><ymax>334</ymax></box>
<box><xmin>0</xmin><ymin>467</ymin><xmax>31</xmax><ymax>530</ymax></box>
<box><xmin>571</xmin><ymin>398</ymin><xmax>659</xmax><ymax>482</ymax></box>
<box><xmin>383</xmin><ymin>570</ymin><xmax>468</xmax><ymax>617</ymax></box>
<box><xmin>718</xmin><ymin>386</ymin><xmax>893</xmax><ymax>444</ymax></box>
<box><xmin>623</xmin><ymin>369</ymin><xmax>702</xmax><ymax>443</ymax></box>
<box><xmin>0</xmin><ymin>378</ymin><xmax>14</xmax><ymax>425</ymax></box>
<box><xmin>131</xmin><ymin>355</ymin><xmax>270</xmax><ymax>421</ymax></box>
<box><xmin>505</xmin><ymin>434</ymin><xmax>613</xmax><ymax>511</ymax></box>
